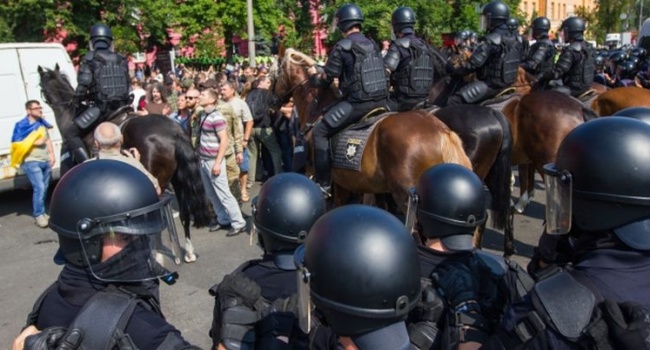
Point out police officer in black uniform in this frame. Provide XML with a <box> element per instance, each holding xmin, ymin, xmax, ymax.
<box><xmin>506</xmin><ymin>18</ymin><xmax>528</xmax><ymax>58</ymax></box>
<box><xmin>468</xmin><ymin>31</ymin><xmax>479</xmax><ymax>51</ymax></box>
<box><xmin>66</xmin><ymin>24</ymin><xmax>131</xmax><ymax>163</ymax></box>
<box><xmin>294</xmin><ymin>205</ymin><xmax>421</xmax><ymax>350</ymax></box>
<box><xmin>307</xmin><ymin>4</ymin><xmax>389</xmax><ymax>194</ymax></box>
<box><xmin>384</xmin><ymin>6</ymin><xmax>441</xmax><ymax>111</ymax></box>
<box><xmin>522</xmin><ymin>17</ymin><xmax>555</xmax><ymax>89</ymax></box>
<box><xmin>455</xmin><ymin>30</ymin><xmax>471</xmax><ymax>52</ymax></box>
<box><xmin>406</xmin><ymin>163</ymin><xmax>533</xmax><ymax>350</ymax></box>
<box><xmin>16</xmin><ymin>160</ymin><xmax>196</xmax><ymax>350</ymax></box>
<box><xmin>447</xmin><ymin>1</ymin><xmax>523</xmax><ymax>106</ymax></box>
<box><xmin>484</xmin><ymin>117</ymin><xmax>650</xmax><ymax>349</ymax></box>
<box><xmin>210</xmin><ymin>173</ymin><xmax>330</xmax><ymax>349</ymax></box>
<box><xmin>545</xmin><ymin>17</ymin><xmax>596</xmax><ymax>98</ymax></box>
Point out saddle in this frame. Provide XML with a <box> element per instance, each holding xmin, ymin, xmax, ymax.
<box><xmin>480</xmin><ymin>90</ymin><xmax>520</xmax><ymax>114</ymax></box>
<box><xmin>330</xmin><ymin>108</ymin><xmax>395</xmax><ymax>171</ymax></box>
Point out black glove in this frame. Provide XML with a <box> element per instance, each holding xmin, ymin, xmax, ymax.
<box><xmin>216</xmin><ymin>273</ymin><xmax>261</xmax><ymax>309</ymax></box>
<box><xmin>24</xmin><ymin>327</ymin><xmax>83</xmax><ymax>350</ymax></box>
<box><xmin>432</xmin><ymin>261</ymin><xmax>481</xmax><ymax>312</ymax></box>
<box><xmin>601</xmin><ymin>300</ymin><xmax>650</xmax><ymax>349</ymax></box>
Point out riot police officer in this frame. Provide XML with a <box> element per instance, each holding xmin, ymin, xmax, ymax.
<box><xmin>307</xmin><ymin>4</ymin><xmax>389</xmax><ymax>195</ymax></box>
<box><xmin>406</xmin><ymin>163</ymin><xmax>533</xmax><ymax>349</ymax></box>
<box><xmin>455</xmin><ymin>30</ymin><xmax>471</xmax><ymax>52</ymax></box>
<box><xmin>486</xmin><ymin>117</ymin><xmax>650</xmax><ymax>349</ymax></box>
<box><xmin>15</xmin><ymin>160</ymin><xmax>196</xmax><ymax>349</ymax></box>
<box><xmin>294</xmin><ymin>205</ymin><xmax>421</xmax><ymax>350</ymax></box>
<box><xmin>209</xmin><ymin>173</ymin><xmax>330</xmax><ymax>349</ymax></box>
<box><xmin>66</xmin><ymin>24</ymin><xmax>131</xmax><ymax>163</ymax></box>
<box><xmin>522</xmin><ymin>17</ymin><xmax>555</xmax><ymax>89</ymax></box>
<box><xmin>384</xmin><ymin>6</ymin><xmax>441</xmax><ymax>111</ymax></box>
<box><xmin>468</xmin><ymin>31</ymin><xmax>479</xmax><ymax>51</ymax></box>
<box><xmin>447</xmin><ymin>1</ymin><xmax>523</xmax><ymax>106</ymax></box>
<box><xmin>506</xmin><ymin>18</ymin><xmax>528</xmax><ymax>58</ymax></box>
<box><xmin>545</xmin><ymin>17</ymin><xmax>596</xmax><ymax>98</ymax></box>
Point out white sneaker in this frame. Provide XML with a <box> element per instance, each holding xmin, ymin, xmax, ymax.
<box><xmin>35</xmin><ymin>215</ymin><xmax>49</xmax><ymax>228</ymax></box>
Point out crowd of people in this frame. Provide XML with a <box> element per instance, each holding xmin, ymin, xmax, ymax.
<box><xmin>9</xmin><ymin>1</ymin><xmax>650</xmax><ymax>349</ymax></box>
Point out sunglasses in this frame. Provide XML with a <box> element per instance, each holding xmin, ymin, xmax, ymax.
<box><xmin>186</xmin><ymin>96</ymin><xmax>199</xmax><ymax>100</ymax></box>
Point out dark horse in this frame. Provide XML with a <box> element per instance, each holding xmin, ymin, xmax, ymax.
<box><xmin>431</xmin><ymin>105</ymin><xmax>515</xmax><ymax>256</ymax></box>
<box><xmin>272</xmin><ymin>48</ymin><xmax>472</xmax><ymax>215</ymax></box>
<box><xmin>38</xmin><ymin>65</ymin><xmax>211</xmax><ymax>262</ymax></box>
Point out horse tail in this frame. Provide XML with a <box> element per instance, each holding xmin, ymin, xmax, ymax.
<box><xmin>441</xmin><ymin>129</ymin><xmax>472</xmax><ymax>169</ymax></box>
<box><xmin>484</xmin><ymin>110</ymin><xmax>513</xmax><ymax>231</ymax></box>
<box><xmin>171</xmin><ymin>134</ymin><xmax>211</xmax><ymax>228</ymax></box>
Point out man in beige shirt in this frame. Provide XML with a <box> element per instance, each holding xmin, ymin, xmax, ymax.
<box><xmin>215</xmin><ymin>91</ymin><xmax>244</xmax><ymax>204</ymax></box>
<box><xmin>91</xmin><ymin>122</ymin><xmax>161</xmax><ymax>195</ymax></box>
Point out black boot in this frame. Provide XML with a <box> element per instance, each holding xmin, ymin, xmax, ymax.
<box><xmin>71</xmin><ymin>147</ymin><xmax>90</xmax><ymax>163</ymax></box>
<box><xmin>314</xmin><ymin>148</ymin><xmax>332</xmax><ymax>197</ymax></box>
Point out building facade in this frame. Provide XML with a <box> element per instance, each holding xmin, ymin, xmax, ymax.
<box><xmin>519</xmin><ymin>0</ymin><xmax>596</xmax><ymax>37</ymax></box>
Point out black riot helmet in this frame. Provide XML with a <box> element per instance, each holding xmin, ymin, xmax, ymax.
<box><xmin>506</xmin><ymin>18</ymin><xmax>519</xmax><ymax>32</ymax></box>
<box><xmin>617</xmin><ymin>60</ymin><xmax>638</xmax><ymax>79</ymax></box>
<box><xmin>531</xmin><ymin>17</ymin><xmax>551</xmax><ymax>39</ymax></box>
<box><xmin>560</xmin><ymin>17</ymin><xmax>586</xmax><ymax>42</ymax></box>
<box><xmin>335</xmin><ymin>4</ymin><xmax>364</xmax><ymax>33</ymax></box>
<box><xmin>253</xmin><ymin>173</ymin><xmax>326</xmax><ymax>255</ymax></box>
<box><xmin>414</xmin><ymin>163</ymin><xmax>487</xmax><ymax>251</ymax></box>
<box><xmin>543</xmin><ymin>117</ymin><xmax>650</xmax><ymax>251</ymax></box>
<box><xmin>469</xmin><ymin>31</ymin><xmax>478</xmax><ymax>42</ymax></box>
<box><xmin>613</xmin><ymin>107</ymin><xmax>650</xmax><ymax>125</ymax></box>
<box><xmin>480</xmin><ymin>1</ymin><xmax>510</xmax><ymax>32</ymax></box>
<box><xmin>89</xmin><ymin>23</ymin><xmax>113</xmax><ymax>50</ymax></box>
<box><xmin>595</xmin><ymin>54</ymin><xmax>605</xmax><ymax>70</ymax></box>
<box><xmin>630</xmin><ymin>47</ymin><xmax>648</xmax><ymax>62</ymax></box>
<box><xmin>295</xmin><ymin>205</ymin><xmax>421</xmax><ymax>338</ymax></box>
<box><xmin>608</xmin><ymin>51</ymin><xmax>628</xmax><ymax>73</ymax></box>
<box><xmin>49</xmin><ymin>160</ymin><xmax>177</xmax><ymax>281</ymax></box>
<box><xmin>391</xmin><ymin>6</ymin><xmax>416</xmax><ymax>34</ymax></box>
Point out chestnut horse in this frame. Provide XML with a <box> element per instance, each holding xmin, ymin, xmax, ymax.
<box><xmin>38</xmin><ymin>65</ymin><xmax>211</xmax><ymax>263</ymax></box>
<box><xmin>503</xmin><ymin>90</ymin><xmax>596</xmax><ymax>213</ymax></box>
<box><xmin>591</xmin><ymin>86</ymin><xmax>650</xmax><ymax>116</ymax></box>
<box><xmin>271</xmin><ymin>48</ymin><xmax>472</xmax><ymax>214</ymax></box>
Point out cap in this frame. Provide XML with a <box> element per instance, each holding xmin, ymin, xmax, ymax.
<box><xmin>613</xmin><ymin>217</ymin><xmax>650</xmax><ymax>250</ymax></box>
<box><xmin>351</xmin><ymin>322</ymin><xmax>410</xmax><ymax>350</ymax></box>
<box><xmin>440</xmin><ymin>234</ymin><xmax>474</xmax><ymax>251</ymax></box>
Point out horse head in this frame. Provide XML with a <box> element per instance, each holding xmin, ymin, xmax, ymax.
<box><xmin>38</xmin><ymin>64</ymin><xmax>76</xmax><ymax>132</ymax></box>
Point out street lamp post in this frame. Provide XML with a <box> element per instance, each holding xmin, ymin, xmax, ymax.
<box><xmin>247</xmin><ymin>0</ymin><xmax>256</xmax><ymax>68</ymax></box>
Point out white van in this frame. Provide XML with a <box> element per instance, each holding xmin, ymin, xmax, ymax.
<box><xmin>0</xmin><ymin>43</ymin><xmax>77</xmax><ymax>192</ymax></box>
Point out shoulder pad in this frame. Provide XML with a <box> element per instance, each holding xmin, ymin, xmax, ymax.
<box><xmin>569</xmin><ymin>42</ymin><xmax>583</xmax><ymax>51</ymax></box>
<box><xmin>474</xmin><ymin>250</ymin><xmax>507</xmax><ymax>276</ymax></box>
<box><xmin>396</xmin><ymin>37</ymin><xmax>411</xmax><ymax>48</ymax></box>
<box><xmin>83</xmin><ymin>52</ymin><xmax>94</xmax><ymax>62</ymax></box>
<box><xmin>532</xmin><ymin>271</ymin><xmax>596</xmax><ymax>341</ymax></box>
<box><xmin>485</xmin><ymin>33</ymin><xmax>501</xmax><ymax>45</ymax></box>
<box><xmin>338</xmin><ymin>38</ymin><xmax>353</xmax><ymax>51</ymax></box>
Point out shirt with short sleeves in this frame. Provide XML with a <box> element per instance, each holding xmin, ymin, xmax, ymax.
<box><xmin>198</xmin><ymin>109</ymin><xmax>226</xmax><ymax>160</ymax></box>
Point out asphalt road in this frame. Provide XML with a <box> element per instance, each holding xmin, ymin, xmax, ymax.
<box><xmin>0</xmin><ymin>171</ymin><xmax>546</xmax><ymax>349</ymax></box>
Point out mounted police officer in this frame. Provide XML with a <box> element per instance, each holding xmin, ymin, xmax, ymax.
<box><xmin>13</xmin><ymin>160</ymin><xmax>197</xmax><ymax>350</ymax></box>
<box><xmin>307</xmin><ymin>4</ymin><xmax>389</xmax><ymax>195</ymax></box>
<box><xmin>447</xmin><ymin>1</ymin><xmax>523</xmax><ymax>106</ymax></box>
<box><xmin>209</xmin><ymin>173</ymin><xmax>331</xmax><ymax>350</ymax></box>
<box><xmin>384</xmin><ymin>6</ymin><xmax>441</xmax><ymax>111</ymax></box>
<box><xmin>506</xmin><ymin>18</ymin><xmax>528</xmax><ymax>58</ymax></box>
<box><xmin>485</xmin><ymin>117</ymin><xmax>650</xmax><ymax>349</ymax></box>
<box><xmin>545</xmin><ymin>17</ymin><xmax>596</xmax><ymax>98</ymax></box>
<box><xmin>66</xmin><ymin>24</ymin><xmax>131</xmax><ymax>163</ymax></box>
<box><xmin>522</xmin><ymin>17</ymin><xmax>555</xmax><ymax>89</ymax></box>
<box><xmin>405</xmin><ymin>163</ymin><xmax>533</xmax><ymax>349</ymax></box>
<box><xmin>294</xmin><ymin>205</ymin><xmax>421</xmax><ymax>350</ymax></box>
<box><xmin>468</xmin><ymin>31</ymin><xmax>479</xmax><ymax>51</ymax></box>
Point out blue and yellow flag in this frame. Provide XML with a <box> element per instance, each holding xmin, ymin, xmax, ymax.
<box><xmin>10</xmin><ymin>116</ymin><xmax>53</xmax><ymax>168</ymax></box>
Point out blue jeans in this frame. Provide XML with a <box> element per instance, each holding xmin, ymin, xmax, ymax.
<box><xmin>22</xmin><ymin>161</ymin><xmax>51</xmax><ymax>217</ymax></box>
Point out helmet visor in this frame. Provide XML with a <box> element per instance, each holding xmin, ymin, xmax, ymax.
<box><xmin>479</xmin><ymin>15</ymin><xmax>488</xmax><ymax>32</ymax></box>
<box><xmin>78</xmin><ymin>196</ymin><xmax>183</xmax><ymax>282</ymax></box>
<box><xmin>294</xmin><ymin>244</ymin><xmax>313</xmax><ymax>333</ymax></box>
<box><xmin>330</xmin><ymin>16</ymin><xmax>339</xmax><ymax>34</ymax></box>
<box><xmin>543</xmin><ymin>163</ymin><xmax>573</xmax><ymax>235</ymax></box>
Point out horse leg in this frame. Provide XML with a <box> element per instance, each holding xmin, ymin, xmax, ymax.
<box><xmin>503</xmin><ymin>207</ymin><xmax>516</xmax><ymax>257</ymax></box>
<box><xmin>514</xmin><ymin>164</ymin><xmax>532</xmax><ymax>213</ymax></box>
<box><xmin>178</xmin><ymin>190</ymin><xmax>197</xmax><ymax>263</ymax></box>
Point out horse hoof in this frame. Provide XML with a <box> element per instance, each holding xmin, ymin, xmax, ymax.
<box><xmin>184</xmin><ymin>254</ymin><xmax>197</xmax><ymax>263</ymax></box>
<box><xmin>513</xmin><ymin>203</ymin><xmax>525</xmax><ymax>214</ymax></box>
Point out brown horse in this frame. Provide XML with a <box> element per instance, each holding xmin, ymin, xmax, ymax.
<box><xmin>504</xmin><ymin>90</ymin><xmax>596</xmax><ymax>213</ymax></box>
<box><xmin>38</xmin><ymin>65</ymin><xmax>211</xmax><ymax>263</ymax></box>
<box><xmin>591</xmin><ymin>86</ymin><xmax>650</xmax><ymax>116</ymax></box>
<box><xmin>271</xmin><ymin>48</ymin><xmax>472</xmax><ymax>214</ymax></box>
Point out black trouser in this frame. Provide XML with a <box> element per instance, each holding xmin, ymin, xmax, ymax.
<box><xmin>313</xmin><ymin>99</ymin><xmax>387</xmax><ymax>186</ymax></box>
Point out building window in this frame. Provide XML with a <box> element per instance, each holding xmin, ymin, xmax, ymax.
<box><xmin>524</xmin><ymin>1</ymin><xmax>528</xmax><ymax>12</ymax></box>
<box><xmin>563</xmin><ymin>4</ymin><xmax>566</xmax><ymax>18</ymax></box>
<box><xmin>551</xmin><ymin>2</ymin><xmax>555</xmax><ymax>19</ymax></box>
